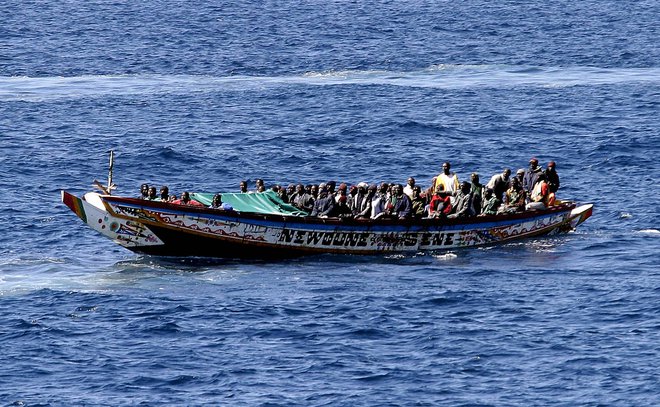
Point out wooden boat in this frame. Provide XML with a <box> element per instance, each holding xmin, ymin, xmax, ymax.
<box><xmin>61</xmin><ymin>188</ymin><xmax>593</xmax><ymax>259</ymax></box>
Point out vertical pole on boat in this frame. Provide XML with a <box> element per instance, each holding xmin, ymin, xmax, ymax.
<box><xmin>107</xmin><ymin>150</ymin><xmax>114</xmax><ymax>195</ymax></box>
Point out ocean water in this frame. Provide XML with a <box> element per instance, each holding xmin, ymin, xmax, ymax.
<box><xmin>1</xmin><ymin>1</ymin><xmax>659</xmax><ymax>405</ymax></box>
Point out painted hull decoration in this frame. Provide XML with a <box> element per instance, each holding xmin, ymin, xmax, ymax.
<box><xmin>61</xmin><ymin>190</ymin><xmax>593</xmax><ymax>259</ymax></box>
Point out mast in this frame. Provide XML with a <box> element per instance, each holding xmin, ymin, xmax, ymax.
<box><xmin>107</xmin><ymin>150</ymin><xmax>114</xmax><ymax>195</ymax></box>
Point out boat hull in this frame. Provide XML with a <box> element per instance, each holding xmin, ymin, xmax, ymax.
<box><xmin>62</xmin><ymin>191</ymin><xmax>593</xmax><ymax>259</ymax></box>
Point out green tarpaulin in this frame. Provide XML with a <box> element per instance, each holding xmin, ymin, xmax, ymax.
<box><xmin>191</xmin><ymin>190</ymin><xmax>308</xmax><ymax>216</ymax></box>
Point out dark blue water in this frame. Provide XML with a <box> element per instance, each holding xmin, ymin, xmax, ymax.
<box><xmin>1</xmin><ymin>1</ymin><xmax>659</xmax><ymax>405</ymax></box>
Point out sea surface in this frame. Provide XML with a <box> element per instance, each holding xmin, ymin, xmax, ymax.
<box><xmin>1</xmin><ymin>1</ymin><xmax>659</xmax><ymax>405</ymax></box>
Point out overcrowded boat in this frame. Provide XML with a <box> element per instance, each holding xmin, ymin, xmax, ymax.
<box><xmin>61</xmin><ymin>154</ymin><xmax>593</xmax><ymax>259</ymax></box>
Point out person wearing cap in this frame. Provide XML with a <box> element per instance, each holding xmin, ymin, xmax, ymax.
<box><xmin>523</xmin><ymin>158</ymin><xmax>542</xmax><ymax>196</ymax></box>
<box><xmin>545</xmin><ymin>161</ymin><xmax>560</xmax><ymax>193</ymax></box>
<box><xmin>432</xmin><ymin>162</ymin><xmax>460</xmax><ymax>198</ymax></box>
<box><xmin>334</xmin><ymin>182</ymin><xmax>348</xmax><ymax>204</ymax></box>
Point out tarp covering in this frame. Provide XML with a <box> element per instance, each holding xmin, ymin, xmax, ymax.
<box><xmin>191</xmin><ymin>191</ymin><xmax>309</xmax><ymax>216</ymax></box>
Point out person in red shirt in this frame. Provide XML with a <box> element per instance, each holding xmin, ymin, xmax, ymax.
<box><xmin>172</xmin><ymin>191</ymin><xmax>204</xmax><ymax>206</ymax></box>
<box><xmin>428</xmin><ymin>185</ymin><xmax>452</xmax><ymax>218</ymax></box>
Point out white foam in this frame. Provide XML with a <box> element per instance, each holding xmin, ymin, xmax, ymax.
<box><xmin>433</xmin><ymin>252</ymin><xmax>458</xmax><ymax>261</ymax></box>
<box><xmin>638</xmin><ymin>229</ymin><xmax>660</xmax><ymax>235</ymax></box>
<box><xmin>3</xmin><ymin>65</ymin><xmax>660</xmax><ymax>102</ymax></box>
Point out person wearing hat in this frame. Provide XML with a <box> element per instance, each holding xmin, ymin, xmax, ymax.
<box><xmin>523</xmin><ymin>157</ymin><xmax>543</xmax><ymax>196</ymax></box>
<box><xmin>545</xmin><ymin>161</ymin><xmax>560</xmax><ymax>193</ymax></box>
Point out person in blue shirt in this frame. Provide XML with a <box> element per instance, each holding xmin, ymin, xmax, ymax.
<box><xmin>211</xmin><ymin>194</ymin><xmax>233</xmax><ymax>211</ymax></box>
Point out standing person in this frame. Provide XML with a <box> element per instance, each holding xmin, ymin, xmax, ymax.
<box><xmin>470</xmin><ymin>173</ymin><xmax>484</xmax><ymax>215</ymax></box>
<box><xmin>403</xmin><ymin>177</ymin><xmax>416</xmax><ymax>199</ymax></box>
<box><xmin>523</xmin><ymin>158</ymin><xmax>542</xmax><ymax>195</ymax></box>
<box><xmin>432</xmin><ymin>162</ymin><xmax>460</xmax><ymax>195</ymax></box>
<box><xmin>545</xmin><ymin>161</ymin><xmax>560</xmax><ymax>194</ymax></box>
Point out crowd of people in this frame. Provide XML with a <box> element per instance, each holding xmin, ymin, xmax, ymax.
<box><xmin>138</xmin><ymin>157</ymin><xmax>560</xmax><ymax>220</ymax></box>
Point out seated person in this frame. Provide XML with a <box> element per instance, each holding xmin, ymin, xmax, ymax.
<box><xmin>336</xmin><ymin>195</ymin><xmax>353</xmax><ymax>218</ymax></box>
<box><xmin>310</xmin><ymin>186</ymin><xmax>337</xmax><ymax>218</ymax></box>
<box><xmin>147</xmin><ymin>186</ymin><xmax>158</xmax><ymax>200</ymax></box>
<box><xmin>370</xmin><ymin>183</ymin><xmax>389</xmax><ymax>219</ymax></box>
<box><xmin>480</xmin><ymin>188</ymin><xmax>501</xmax><ymax>215</ymax></box>
<box><xmin>159</xmin><ymin>186</ymin><xmax>170</xmax><ymax>202</ymax></box>
<box><xmin>354</xmin><ymin>184</ymin><xmax>374</xmax><ymax>219</ymax></box>
<box><xmin>448</xmin><ymin>182</ymin><xmax>475</xmax><ymax>219</ymax></box>
<box><xmin>139</xmin><ymin>183</ymin><xmax>150</xmax><ymax>199</ymax></box>
<box><xmin>292</xmin><ymin>184</ymin><xmax>314</xmax><ymax>212</ymax></box>
<box><xmin>428</xmin><ymin>184</ymin><xmax>452</xmax><ymax>218</ymax></box>
<box><xmin>172</xmin><ymin>191</ymin><xmax>204</xmax><ymax>206</ymax></box>
<box><xmin>526</xmin><ymin>173</ymin><xmax>554</xmax><ymax>210</ymax></box>
<box><xmin>385</xmin><ymin>184</ymin><xmax>412</xmax><ymax>219</ymax></box>
<box><xmin>504</xmin><ymin>178</ymin><xmax>526</xmax><ymax>212</ymax></box>
<box><xmin>211</xmin><ymin>193</ymin><xmax>233</xmax><ymax>211</ymax></box>
<box><xmin>411</xmin><ymin>186</ymin><xmax>426</xmax><ymax>218</ymax></box>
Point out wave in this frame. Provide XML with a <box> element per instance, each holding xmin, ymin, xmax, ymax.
<box><xmin>637</xmin><ymin>229</ymin><xmax>660</xmax><ymax>235</ymax></box>
<box><xmin>2</xmin><ymin>65</ymin><xmax>660</xmax><ymax>101</ymax></box>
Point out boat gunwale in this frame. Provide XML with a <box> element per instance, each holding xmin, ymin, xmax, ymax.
<box><xmin>99</xmin><ymin>194</ymin><xmax>579</xmax><ymax>227</ymax></box>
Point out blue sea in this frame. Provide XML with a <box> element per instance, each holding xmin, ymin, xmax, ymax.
<box><xmin>1</xmin><ymin>1</ymin><xmax>659</xmax><ymax>405</ymax></box>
